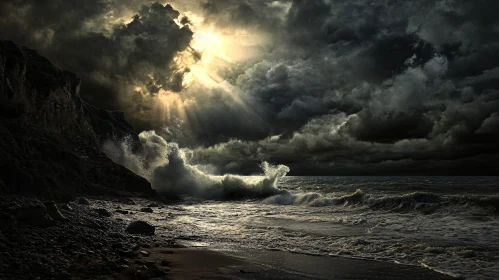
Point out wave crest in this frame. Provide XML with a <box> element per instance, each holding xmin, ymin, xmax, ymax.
<box><xmin>264</xmin><ymin>189</ymin><xmax>499</xmax><ymax>214</ymax></box>
<box><xmin>103</xmin><ymin>131</ymin><xmax>290</xmax><ymax>200</ymax></box>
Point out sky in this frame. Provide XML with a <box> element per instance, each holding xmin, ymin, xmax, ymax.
<box><xmin>1</xmin><ymin>0</ymin><xmax>499</xmax><ymax>175</ymax></box>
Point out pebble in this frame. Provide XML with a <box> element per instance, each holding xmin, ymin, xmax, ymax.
<box><xmin>140</xmin><ymin>207</ymin><xmax>153</xmax><ymax>213</ymax></box>
<box><xmin>140</xmin><ymin>250</ymin><xmax>150</xmax><ymax>257</ymax></box>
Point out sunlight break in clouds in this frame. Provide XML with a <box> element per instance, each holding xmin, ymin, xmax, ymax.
<box><xmin>3</xmin><ymin>0</ymin><xmax>499</xmax><ymax>175</ymax></box>
<box><xmin>130</xmin><ymin>5</ymin><xmax>269</xmax><ymax>130</ymax></box>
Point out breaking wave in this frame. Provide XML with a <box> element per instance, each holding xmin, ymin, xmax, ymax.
<box><xmin>103</xmin><ymin>131</ymin><xmax>498</xmax><ymax>214</ymax></box>
<box><xmin>103</xmin><ymin>131</ymin><xmax>289</xmax><ymax>200</ymax></box>
<box><xmin>264</xmin><ymin>189</ymin><xmax>499</xmax><ymax>214</ymax></box>
<box><xmin>263</xmin><ymin>189</ymin><xmax>365</xmax><ymax>207</ymax></box>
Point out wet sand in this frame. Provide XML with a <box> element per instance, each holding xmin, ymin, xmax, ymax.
<box><xmin>116</xmin><ymin>247</ymin><xmax>457</xmax><ymax>280</ymax></box>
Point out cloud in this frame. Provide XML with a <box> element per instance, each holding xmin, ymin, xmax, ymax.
<box><xmin>2</xmin><ymin>0</ymin><xmax>499</xmax><ymax>174</ymax></box>
<box><xmin>477</xmin><ymin>113</ymin><xmax>499</xmax><ymax>135</ymax></box>
<box><xmin>0</xmin><ymin>1</ymin><xmax>196</xmax><ymax>127</ymax></box>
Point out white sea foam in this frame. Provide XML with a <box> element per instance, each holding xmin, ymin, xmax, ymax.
<box><xmin>263</xmin><ymin>189</ymin><xmax>365</xmax><ymax>207</ymax></box>
<box><xmin>103</xmin><ymin>131</ymin><xmax>290</xmax><ymax>199</ymax></box>
<box><xmin>103</xmin><ymin>132</ymin><xmax>499</xmax><ymax>215</ymax></box>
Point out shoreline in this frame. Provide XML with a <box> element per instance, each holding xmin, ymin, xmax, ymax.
<box><xmin>0</xmin><ymin>195</ymin><xmax>457</xmax><ymax>279</ymax></box>
<box><xmin>105</xmin><ymin>246</ymin><xmax>458</xmax><ymax>280</ymax></box>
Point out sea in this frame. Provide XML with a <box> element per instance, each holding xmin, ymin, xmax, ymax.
<box><xmin>129</xmin><ymin>176</ymin><xmax>499</xmax><ymax>279</ymax></box>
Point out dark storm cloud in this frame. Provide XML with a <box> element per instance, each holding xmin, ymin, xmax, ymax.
<box><xmin>199</xmin><ymin>0</ymin><xmax>288</xmax><ymax>29</ymax></box>
<box><xmin>344</xmin><ymin>111</ymin><xmax>434</xmax><ymax>144</ymax></box>
<box><xmin>201</xmin><ymin>0</ymin><xmax>260</xmax><ymax>27</ymax></box>
<box><xmin>0</xmin><ymin>1</ymin><xmax>196</xmax><ymax>126</ymax></box>
<box><xmin>183</xmin><ymin>0</ymin><xmax>499</xmax><ymax>175</ymax></box>
<box><xmin>1</xmin><ymin>0</ymin><xmax>499</xmax><ymax>174</ymax></box>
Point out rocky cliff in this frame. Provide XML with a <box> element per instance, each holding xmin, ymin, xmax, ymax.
<box><xmin>0</xmin><ymin>41</ymin><xmax>152</xmax><ymax>200</ymax></box>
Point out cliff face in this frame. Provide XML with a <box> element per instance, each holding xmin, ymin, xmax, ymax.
<box><xmin>0</xmin><ymin>41</ymin><xmax>152</xmax><ymax>200</ymax></box>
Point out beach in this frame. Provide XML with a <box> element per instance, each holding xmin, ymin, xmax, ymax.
<box><xmin>0</xmin><ymin>193</ymin><xmax>461</xmax><ymax>280</ymax></box>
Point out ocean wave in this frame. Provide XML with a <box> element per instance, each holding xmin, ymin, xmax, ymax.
<box><xmin>103</xmin><ymin>131</ymin><xmax>499</xmax><ymax>214</ymax></box>
<box><xmin>262</xmin><ymin>189</ymin><xmax>365</xmax><ymax>207</ymax></box>
<box><xmin>103</xmin><ymin>131</ymin><xmax>290</xmax><ymax>200</ymax></box>
<box><xmin>264</xmin><ymin>190</ymin><xmax>499</xmax><ymax>214</ymax></box>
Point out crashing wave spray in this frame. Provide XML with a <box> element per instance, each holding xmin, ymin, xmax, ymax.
<box><xmin>103</xmin><ymin>131</ymin><xmax>290</xmax><ymax>199</ymax></box>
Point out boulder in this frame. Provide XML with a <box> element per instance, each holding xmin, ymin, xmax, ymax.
<box><xmin>94</xmin><ymin>208</ymin><xmax>112</xmax><ymax>217</ymax></box>
<box><xmin>140</xmin><ymin>207</ymin><xmax>153</xmax><ymax>213</ymax></box>
<box><xmin>125</xmin><ymin>221</ymin><xmax>155</xmax><ymax>236</ymax></box>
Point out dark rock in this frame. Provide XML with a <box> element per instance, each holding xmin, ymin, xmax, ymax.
<box><xmin>94</xmin><ymin>208</ymin><xmax>112</xmax><ymax>217</ymax></box>
<box><xmin>147</xmin><ymin>203</ymin><xmax>159</xmax><ymax>208</ymax></box>
<box><xmin>125</xmin><ymin>221</ymin><xmax>155</xmax><ymax>236</ymax></box>
<box><xmin>117</xmin><ymin>250</ymin><xmax>137</xmax><ymax>258</ymax></box>
<box><xmin>44</xmin><ymin>201</ymin><xmax>67</xmax><ymax>221</ymax></box>
<box><xmin>77</xmin><ymin>197</ymin><xmax>90</xmax><ymax>205</ymax></box>
<box><xmin>16</xmin><ymin>204</ymin><xmax>54</xmax><ymax>228</ymax></box>
<box><xmin>140</xmin><ymin>207</ymin><xmax>153</xmax><ymax>213</ymax></box>
<box><xmin>116</xmin><ymin>210</ymin><xmax>129</xmax><ymax>215</ymax></box>
<box><xmin>144</xmin><ymin>261</ymin><xmax>158</xmax><ymax>270</ymax></box>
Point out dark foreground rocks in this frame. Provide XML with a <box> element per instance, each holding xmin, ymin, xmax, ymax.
<box><xmin>126</xmin><ymin>221</ymin><xmax>155</xmax><ymax>236</ymax></box>
<box><xmin>0</xmin><ymin>196</ymin><xmax>173</xmax><ymax>280</ymax></box>
<box><xmin>0</xmin><ymin>40</ymin><xmax>153</xmax><ymax>200</ymax></box>
<box><xmin>141</xmin><ymin>207</ymin><xmax>154</xmax><ymax>213</ymax></box>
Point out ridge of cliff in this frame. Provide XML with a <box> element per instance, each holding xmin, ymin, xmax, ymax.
<box><xmin>0</xmin><ymin>41</ymin><xmax>152</xmax><ymax>200</ymax></box>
